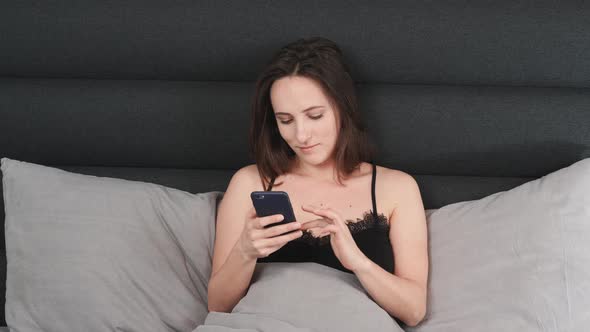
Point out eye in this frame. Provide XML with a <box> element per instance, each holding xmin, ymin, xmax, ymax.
<box><xmin>279</xmin><ymin>119</ymin><xmax>293</xmax><ymax>124</ymax></box>
<box><xmin>310</xmin><ymin>114</ymin><xmax>323</xmax><ymax>120</ymax></box>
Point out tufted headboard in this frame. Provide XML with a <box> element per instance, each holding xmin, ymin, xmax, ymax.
<box><xmin>1</xmin><ymin>1</ymin><xmax>590</xmax><ymax>326</ymax></box>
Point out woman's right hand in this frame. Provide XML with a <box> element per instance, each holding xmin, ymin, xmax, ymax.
<box><xmin>237</xmin><ymin>207</ymin><xmax>303</xmax><ymax>260</ymax></box>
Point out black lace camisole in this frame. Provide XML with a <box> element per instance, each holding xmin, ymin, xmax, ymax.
<box><xmin>257</xmin><ymin>161</ymin><xmax>394</xmax><ymax>274</ymax></box>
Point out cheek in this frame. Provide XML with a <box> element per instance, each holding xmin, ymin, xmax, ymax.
<box><xmin>277</xmin><ymin>124</ymin><xmax>292</xmax><ymax>141</ymax></box>
<box><xmin>323</xmin><ymin>116</ymin><xmax>339</xmax><ymax>138</ymax></box>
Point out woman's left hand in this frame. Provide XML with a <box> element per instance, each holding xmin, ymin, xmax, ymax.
<box><xmin>301</xmin><ymin>204</ymin><xmax>369</xmax><ymax>272</ymax></box>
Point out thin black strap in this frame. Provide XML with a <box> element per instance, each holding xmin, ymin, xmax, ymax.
<box><xmin>266</xmin><ymin>177</ymin><xmax>275</xmax><ymax>191</ymax></box>
<box><xmin>371</xmin><ymin>160</ymin><xmax>378</xmax><ymax>220</ymax></box>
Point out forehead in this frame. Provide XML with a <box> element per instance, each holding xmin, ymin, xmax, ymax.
<box><xmin>270</xmin><ymin>76</ymin><xmax>330</xmax><ymax>113</ymax></box>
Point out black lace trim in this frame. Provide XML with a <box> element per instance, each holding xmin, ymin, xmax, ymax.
<box><xmin>297</xmin><ymin>210</ymin><xmax>390</xmax><ymax>246</ymax></box>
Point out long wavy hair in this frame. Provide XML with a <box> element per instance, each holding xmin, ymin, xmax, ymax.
<box><xmin>249</xmin><ymin>37</ymin><xmax>376</xmax><ymax>189</ymax></box>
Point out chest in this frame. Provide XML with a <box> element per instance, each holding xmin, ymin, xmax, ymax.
<box><xmin>271</xmin><ymin>177</ymin><xmax>388</xmax><ymax>225</ymax></box>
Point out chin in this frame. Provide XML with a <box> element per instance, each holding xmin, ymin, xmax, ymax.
<box><xmin>298</xmin><ymin>153</ymin><xmax>331</xmax><ymax>166</ymax></box>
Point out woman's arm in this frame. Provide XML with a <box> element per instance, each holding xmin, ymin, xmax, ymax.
<box><xmin>353</xmin><ymin>257</ymin><xmax>427</xmax><ymax>326</ymax></box>
<box><xmin>207</xmin><ymin>165</ymin><xmax>302</xmax><ymax>312</ymax></box>
<box><xmin>207</xmin><ymin>239</ymin><xmax>257</xmax><ymax>312</ymax></box>
<box><xmin>352</xmin><ymin>171</ymin><xmax>429</xmax><ymax>327</ymax></box>
<box><xmin>207</xmin><ymin>166</ymin><xmax>258</xmax><ymax>312</ymax></box>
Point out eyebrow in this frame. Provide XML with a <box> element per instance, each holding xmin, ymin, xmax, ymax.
<box><xmin>274</xmin><ymin>106</ymin><xmax>324</xmax><ymax>116</ymax></box>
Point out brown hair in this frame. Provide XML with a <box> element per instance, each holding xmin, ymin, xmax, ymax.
<box><xmin>249</xmin><ymin>37</ymin><xmax>376</xmax><ymax>189</ymax></box>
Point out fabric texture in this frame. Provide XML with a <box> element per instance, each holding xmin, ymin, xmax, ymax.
<box><xmin>196</xmin><ymin>262</ymin><xmax>405</xmax><ymax>332</ymax></box>
<box><xmin>406</xmin><ymin>158</ymin><xmax>590</xmax><ymax>332</ymax></box>
<box><xmin>1</xmin><ymin>157</ymin><xmax>222</xmax><ymax>331</ymax></box>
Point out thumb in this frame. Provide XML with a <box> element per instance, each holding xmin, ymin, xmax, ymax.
<box><xmin>248</xmin><ymin>205</ymin><xmax>258</xmax><ymax>218</ymax></box>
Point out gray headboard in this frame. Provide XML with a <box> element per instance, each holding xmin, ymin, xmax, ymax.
<box><xmin>1</xmin><ymin>1</ymin><xmax>589</xmax><ymax>326</ymax></box>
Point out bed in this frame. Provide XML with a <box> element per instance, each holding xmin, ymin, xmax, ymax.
<box><xmin>1</xmin><ymin>1</ymin><xmax>589</xmax><ymax>331</ymax></box>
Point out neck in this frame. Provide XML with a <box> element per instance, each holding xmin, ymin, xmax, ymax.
<box><xmin>292</xmin><ymin>158</ymin><xmax>336</xmax><ymax>181</ymax></box>
<box><xmin>291</xmin><ymin>157</ymin><xmax>339</xmax><ymax>183</ymax></box>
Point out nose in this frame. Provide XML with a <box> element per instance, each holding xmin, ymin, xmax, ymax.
<box><xmin>295</xmin><ymin>122</ymin><xmax>311</xmax><ymax>144</ymax></box>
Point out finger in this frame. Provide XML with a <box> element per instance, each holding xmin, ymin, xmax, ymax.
<box><xmin>258</xmin><ymin>229</ymin><xmax>303</xmax><ymax>247</ymax></box>
<box><xmin>299</xmin><ymin>218</ymin><xmax>329</xmax><ymax>230</ymax></box>
<box><xmin>301</xmin><ymin>205</ymin><xmax>341</xmax><ymax>224</ymax></box>
<box><xmin>248</xmin><ymin>206</ymin><xmax>258</xmax><ymax>218</ymax></box>
<box><xmin>315</xmin><ymin>207</ymin><xmax>340</xmax><ymax>222</ymax></box>
<box><xmin>323</xmin><ymin>224</ymin><xmax>339</xmax><ymax>235</ymax></box>
<box><xmin>266</xmin><ymin>237</ymin><xmax>292</xmax><ymax>252</ymax></box>
<box><xmin>299</xmin><ymin>217</ymin><xmax>325</xmax><ymax>225</ymax></box>
<box><xmin>311</xmin><ymin>220</ymin><xmax>341</xmax><ymax>234</ymax></box>
<box><xmin>301</xmin><ymin>204</ymin><xmax>321</xmax><ymax>214</ymax></box>
<box><xmin>263</xmin><ymin>221</ymin><xmax>302</xmax><ymax>238</ymax></box>
<box><xmin>255</xmin><ymin>214</ymin><xmax>285</xmax><ymax>229</ymax></box>
<box><xmin>248</xmin><ymin>227</ymin><xmax>265</xmax><ymax>241</ymax></box>
<box><xmin>311</xmin><ymin>224</ymin><xmax>338</xmax><ymax>237</ymax></box>
<box><xmin>301</xmin><ymin>205</ymin><xmax>326</xmax><ymax>220</ymax></box>
<box><xmin>306</xmin><ymin>226</ymin><xmax>327</xmax><ymax>238</ymax></box>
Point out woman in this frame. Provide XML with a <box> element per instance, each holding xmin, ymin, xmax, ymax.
<box><xmin>207</xmin><ymin>37</ymin><xmax>429</xmax><ymax>327</ymax></box>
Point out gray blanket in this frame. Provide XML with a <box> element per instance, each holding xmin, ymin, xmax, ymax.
<box><xmin>195</xmin><ymin>262</ymin><xmax>404</xmax><ymax>332</ymax></box>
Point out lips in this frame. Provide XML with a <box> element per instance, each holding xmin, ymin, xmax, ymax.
<box><xmin>299</xmin><ymin>143</ymin><xmax>318</xmax><ymax>150</ymax></box>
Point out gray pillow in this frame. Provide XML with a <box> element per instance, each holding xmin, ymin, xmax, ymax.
<box><xmin>1</xmin><ymin>158</ymin><xmax>222</xmax><ymax>332</ymax></box>
<box><xmin>199</xmin><ymin>262</ymin><xmax>404</xmax><ymax>332</ymax></box>
<box><xmin>407</xmin><ymin>158</ymin><xmax>590</xmax><ymax>332</ymax></box>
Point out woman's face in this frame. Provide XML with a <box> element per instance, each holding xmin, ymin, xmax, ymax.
<box><xmin>270</xmin><ymin>75</ymin><xmax>340</xmax><ymax>166</ymax></box>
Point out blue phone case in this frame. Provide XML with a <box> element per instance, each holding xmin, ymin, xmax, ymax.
<box><xmin>250</xmin><ymin>191</ymin><xmax>296</xmax><ymax>227</ymax></box>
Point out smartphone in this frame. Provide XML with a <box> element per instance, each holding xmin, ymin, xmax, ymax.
<box><xmin>250</xmin><ymin>191</ymin><xmax>296</xmax><ymax>228</ymax></box>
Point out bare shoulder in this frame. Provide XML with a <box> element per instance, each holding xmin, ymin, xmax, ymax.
<box><xmin>227</xmin><ymin>164</ymin><xmax>264</xmax><ymax>191</ymax></box>
<box><xmin>234</xmin><ymin>163</ymin><xmax>259</xmax><ymax>179</ymax></box>
<box><xmin>374</xmin><ymin>165</ymin><xmax>421</xmax><ymax>214</ymax></box>
<box><xmin>376</xmin><ymin>165</ymin><xmax>419</xmax><ymax>193</ymax></box>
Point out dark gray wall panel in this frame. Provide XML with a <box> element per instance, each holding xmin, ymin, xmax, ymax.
<box><xmin>2</xmin><ymin>79</ymin><xmax>588</xmax><ymax>177</ymax></box>
<box><xmin>1</xmin><ymin>1</ymin><xmax>589</xmax><ymax>87</ymax></box>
